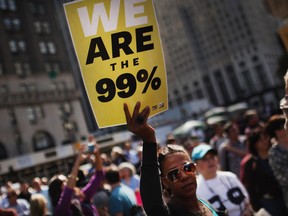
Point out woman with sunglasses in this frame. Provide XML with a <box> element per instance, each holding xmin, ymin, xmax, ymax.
<box><xmin>124</xmin><ymin>102</ymin><xmax>220</xmax><ymax>216</ymax></box>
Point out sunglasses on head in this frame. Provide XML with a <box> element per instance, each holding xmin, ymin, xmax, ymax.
<box><xmin>164</xmin><ymin>162</ymin><xmax>196</xmax><ymax>182</ymax></box>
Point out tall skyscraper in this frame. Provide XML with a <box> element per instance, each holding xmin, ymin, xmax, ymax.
<box><xmin>153</xmin><ymin>0</ymin><xmax>285</xmax><ymax>118</ymax></box>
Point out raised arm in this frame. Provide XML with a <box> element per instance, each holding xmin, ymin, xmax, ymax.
<box><xmin>82</xmin><ymin>135</ymin><xmax>104</xmax><ymax>200</ymax></box>
<box><xmin>54</xmin><ymin>147</ymin><xmax>86</xmax><ymax>215</ymax></box>
<box><xmin>67</xmin><ymin>146</ymin><xmax>86</xmax><ymax>189</ymax></box>
<box><xmin>124</xmin><ymin>102</ymin><xmax>169</xmax><ymax>216</ymax></box>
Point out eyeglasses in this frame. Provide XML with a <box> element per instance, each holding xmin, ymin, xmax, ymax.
<box><xmin>164</xmin><ymin>162</ymin><xmax>196</xmax><ymax>182</ymax></box>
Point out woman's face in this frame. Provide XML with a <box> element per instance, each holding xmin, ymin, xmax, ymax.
<box><xmin>119</xmin><ymin>167</ymin><xmax>131</xmax><ymax>178</ymax></box>
<box><xmin>161</xmin><ymin>152</ymin><xmax>197</xmax><ymax>199</ymax></box>
<box><xmin>256</xmin><ymin>133</ymin><xmax>270</xmax><ymax>152</ymax></box>
<box><xmin>195</xmin><ymin>152</ymin><xmax>218</xmax><ymax>178</ymax></box>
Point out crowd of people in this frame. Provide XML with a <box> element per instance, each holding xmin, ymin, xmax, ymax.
<box><xmin>0</xmin><ymin>135</ymin><xmax>143</xmax><ymax>216</ymax></box>
<box><xmin>1</xmin><ymin>77</ymin><xmax>288</xmax><ymax>216</ymax></box>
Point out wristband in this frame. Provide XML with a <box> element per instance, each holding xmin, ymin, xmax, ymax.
<box><xmin>68</xmin><ymin>174</ymin><xmax>77</xmax><ymax>180</ymax></box>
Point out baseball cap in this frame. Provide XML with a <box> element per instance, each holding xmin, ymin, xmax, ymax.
<box><xmin>191</xmin><ymin>144</ymin><xmax>217</xmax><ymax>162</ymax></box>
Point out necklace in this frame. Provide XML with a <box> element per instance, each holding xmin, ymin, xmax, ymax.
<box><xmin>189</xmin><ymin>201</ymin><xmax>207</xmax><ymax>216</ymax></box>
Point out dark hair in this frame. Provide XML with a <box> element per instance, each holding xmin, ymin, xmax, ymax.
<box><xmin>158</xmin><ymin>144</ymin><xmax>190</xmax><ymax>173</ymax></box>
<box><xmin>266</xmin><ymin>115</ymin><xmax>285</xmax><ymax>138</ymax></box>
<box><xmin>48</xmin><ymin>175</ymin><xmax>65</xmax><ymax>209</ymax></box>
<box><xmin>157</xmin><ymin>144</ymin><xmax>190</xmax><ymax>197</ymax></box>
<box><xmin>105</xmin><ymin>169</ymin><xmax>120</xmax><ymax>184</ymax></box>
<box><xmin>247</xmin><ymin>128</ymin><xmax>266</xmax><ymax>156</ymax></box>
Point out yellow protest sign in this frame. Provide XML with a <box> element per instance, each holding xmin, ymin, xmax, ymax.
<box><xmin>64</xmin><ymin>0</ymin><xmax>167</xmax><ymax>128</ymax></box>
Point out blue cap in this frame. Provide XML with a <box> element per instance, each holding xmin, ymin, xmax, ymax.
<box><xmin>191</xmin><ymin>144</ymin><xmax>217</xmax><ymax>162</ymax></box>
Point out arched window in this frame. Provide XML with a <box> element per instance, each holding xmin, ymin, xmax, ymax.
<box><xmin>32</xmin><ymin>131</ymin><xmax>55</xmax><ymax>151</ymax></box>
<box><xmin>0</xmin><ymin>142</ymin><xmax>8</xmax><ymax>160</ymax></box>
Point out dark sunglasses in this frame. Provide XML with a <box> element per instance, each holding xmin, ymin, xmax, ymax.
<box><xmin>164</xmin><ymin>162</ymin><xmax>196</xmax><ymax>182</ymax></box>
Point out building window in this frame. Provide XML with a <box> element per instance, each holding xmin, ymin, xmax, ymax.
<box><xmin>34</xmin><ymin>21</ymin><xmax>41</xmax><ymax>33</ymax></box>
<box><xmin>64</xmin><ymin>121</ymin><xmax>77</xmax><ymax>131</ymax></box>
<box><xmin>58</xmin><ymin>102</ymin><xmax>72</xmax><ymax>116</ymax></box>
<box><xmin>47</xmin><ymin>41</ymin><xmax>57</xmax><ymax>54</ymax></box>
<box><xmin>18</xmin><ymin>40</ymin><xmax>26</xmax><ymax>52</ymax></box>
<box><xmin>3</xmin><ymin>18</ymin><xmax>12</xmax><ymax>30</ymax></box>
<box><xmin>27</xmin><ymin>106</ymin><xmax>37</xmax><ymax>124</ymax></box>
<box><xmin>35</xmin><ymin>106</ymin><xmax>45</xmax><ymax>118</ymax></box>
<box><xmin>45</xmin><ymin>62</ymin><xmax>61</xmax><ymax>76</ymax></box>
<box><xmin>0</xmin><ymin>0</ymin><xmax>16</xmax><ymax>11</ymax></box>
<box><xmin>63</xmin><ymin>121</ymin><xmax>78</xmax><ymax>142</ymax></box>
<box><xmin>14</xmin><ymin>62</ymin><xmax>31</xmax><ymax>77</ymax></box>
<box><xmin>51</xmin><ymin>81</ymin><xmax>67</xmax><ymax>92</ymax></box>
<box><xmin>27</xmin><ymin>106</ymin><xmax>44</xmax><ymax>124</ymax></box>
<box><xmin>32</xmin><ymin>131</ymin><xmax>55</xmax><ymax>151</ymax></box>
<box><xmin>34</xmin><ymin>21</ymin><xmax>51</xmax><ymax>34</ymax></box>
<box><xmin>0</xmin><ymin>0</ymin><xmax>7</xmax><ymax>10</ymax></box>
<box><xmin>7</xmin><ymin>0</ymin><xmax>16</xmax><ymax>11</ymax></box>
<box><xmin>23</xmin><ymin>63</ymin><xmax>31</xmax><ymax>75</ymax></box>
<box><xmin>12</xmin><ymin>18</ymin><xmax>20</xmax><ymax>31</ymax></box>
<box><xmin>42</xmin><ymin>22</ymin><xmax>51</xmax><ymax>34</ymax></box>
<box><xmin>39</xmin><ymin>41</ymin><xmax>57</xmax><ymax>54</ymax></box>
<box><xmin>4</xmin><ymin>18</ymin><xmax>21</xmax><ymax>32</ymax></box>
<box><xmin>9</xmin><ymin>40</ymin><xmax>17</xmax><ymax>53</ymax></box>
<box><xmin>39</xmin><ymin>41</ymin><xmax>47</xmax><ymax>54</ymax></box>
<box><xmin>9</xmin><ymin>40</ymin><xmax>26</xmax><ymax>54</ymax></box>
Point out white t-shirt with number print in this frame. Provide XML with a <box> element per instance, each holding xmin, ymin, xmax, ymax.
<box><xmin>196</xmin><ymin>171</ymin><xmax>250</xmax><ymax>216</ymax></box>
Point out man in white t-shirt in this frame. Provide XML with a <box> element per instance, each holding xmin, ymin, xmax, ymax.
<box><xmin>192</xmin><ymin>144</ymin><xmax>253</xmax><ymax>216</ymax></box>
